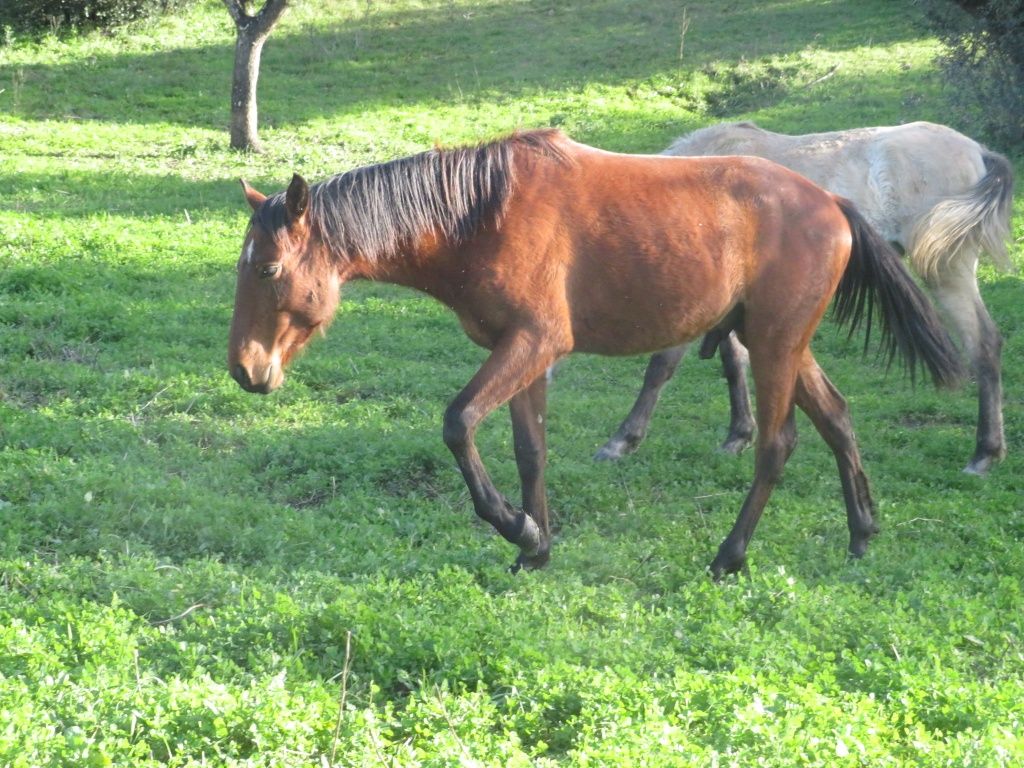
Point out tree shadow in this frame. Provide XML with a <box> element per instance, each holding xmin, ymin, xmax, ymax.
<box><xmin>0</xmin><ymin>64</ymin><xmax>967</xmax><ymax>223</ymax></box>
<box><xmin>0</xmin><ymin>168</ymin><xmax>248</xmax><ymax>218</ymax></box>
<box><xmin>1</xmin><ymin>0</ymin><xmax>933</xmax><ymax>130</ymax></box>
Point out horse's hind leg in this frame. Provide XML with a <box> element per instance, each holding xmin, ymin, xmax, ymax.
<box><xmin>928</xmin><ymin>265</ymin><xmax>1006</xmax><ymax>474</ymax></box>
<box><xmin>594</xmin><ymin>344</ymin><xmax>688</xmax><ymax>460</ymax></box>
<box><xmin>794</xmin><ymin>352</ymin><xmax>879</xmax><ymax>557</ymax></box>
<box><xmin>710</xmin><ymin>352</ymin><xmax>799</xmax><ymax>578</ymax></box>
<box><xmin>719</xmin><ymin>331</ymin><xmax>756</xmax><ymax>454</ymax></box>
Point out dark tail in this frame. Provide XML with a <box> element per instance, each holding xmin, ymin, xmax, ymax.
<box><xmin>832</xmin><ymin>197</ymin><xmax>965</xmax><ymax>389</ymax></box>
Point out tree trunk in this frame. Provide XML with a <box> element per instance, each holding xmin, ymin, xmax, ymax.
<box><xmin>230</xmin><ymin>25</ymin><xmax>268</xmax><ymax>152</ymax></box>
<box><xmin>223</xmin><ymin>0</ymin><xmax>290</xmax><ymax>153</ymax></box>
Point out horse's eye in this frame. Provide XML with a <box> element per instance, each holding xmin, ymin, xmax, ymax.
<box><xmin>260</xmin><ymin>263</ymin><xmax>281</xmax><ymax>279</ymax></box>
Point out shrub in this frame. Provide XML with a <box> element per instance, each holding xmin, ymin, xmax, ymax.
<box><xmin>0</xmin><ymin>0</ymin><xmax>198</xmax><ymax>38</ymax></box>
<box><xmin>919</xmin><ymin>0</ymin><xmax>1024</xmax><ymax>148</ymax></box>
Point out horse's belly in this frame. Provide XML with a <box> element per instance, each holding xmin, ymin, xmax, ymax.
<box><xmin>569</xmin><ymin>286</ymin><xmax>734</xmax><ymax>356</ymax></box>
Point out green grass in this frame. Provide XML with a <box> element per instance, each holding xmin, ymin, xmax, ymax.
<box><xmin>2</xmin><ymin>0</ymin><xmax>1023</xmax><ymax>765</ymax></box>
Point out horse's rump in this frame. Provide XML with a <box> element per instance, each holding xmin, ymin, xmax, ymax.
<box><xmin>908</xmin><ymin>150</ymin><xmax>1015</xmax><ymax>279</ymax></box>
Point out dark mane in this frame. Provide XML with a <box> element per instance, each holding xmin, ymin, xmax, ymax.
<box><xmin>253</xmin><ymin>129</ymin><xmax>569</xmax><ymax>263</ymax></box>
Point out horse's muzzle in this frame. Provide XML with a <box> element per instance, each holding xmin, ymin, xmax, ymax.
<box><xmin>231</xmin><ymin>362</ymin><xmax>275</xmax><ymax>395</ymax></box>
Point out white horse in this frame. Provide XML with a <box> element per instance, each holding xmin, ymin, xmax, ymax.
<box><xmin>595</xmin><ymin>121</ymin><xmax>1015</xmax><ymax>475</ymax></box>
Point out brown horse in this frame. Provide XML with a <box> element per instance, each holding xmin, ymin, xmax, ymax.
<box><xmin>228</xmin><ymin>130</ymin><xmax>962</xmax><ymax>577</ymax></box>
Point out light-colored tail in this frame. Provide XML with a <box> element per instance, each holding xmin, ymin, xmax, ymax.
<box><xmin>908</xmin><ymin>150</ymin><xmax>1015</xmax><ymax>281</ymax></box>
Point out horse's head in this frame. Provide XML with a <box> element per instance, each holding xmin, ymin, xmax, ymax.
<box><xmin>228</xmin><ymin>174</ymin><xmax>340</xmax><ymax>394</ymax></box>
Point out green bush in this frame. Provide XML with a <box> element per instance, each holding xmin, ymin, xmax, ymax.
<box><xmin>920</xmin><ymin>0</ymin><xmax>1024</xmax><ymax>148</ymax></box>
<box><xmin>0</xmin><ymin>0</ymin><xmax>198</xmax><ymax>37</ymax></box>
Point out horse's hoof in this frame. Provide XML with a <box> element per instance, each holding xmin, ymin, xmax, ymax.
<box><xmin>720</xmin><ymin>438</ymin><xmax>753</xmax><ymax>456</ymax></box>
<box><xmin>708</xmin><ymin>547</ymin><xmax>746</xmax><ymax>581</ymax></box>
<box><xmin>847</xmin><ymin>533</ymin><xmax>873</xmax><ymax>559</ymax></box>
<box><xmin>718</xmin><ymin>434</ymin><xmax>753</xmax><ymax>455</ymax></box>
<box><xmin>509</xmin><ymin>547</ymin><xmax>551</xmax><ymax>574</ymax></box>
<box><xmin>963</xmin><ymin>456</ymin><xmax>995</xmax><ymax>476</ymax></box>
<box><xmin>848</xmin><ymin>521</ymin><xmax>880</xmax><ymax>558</ymax></box>
<box><xmin>594</xmin><ymin>438</ymin><xmax>633</xmax><ymax>461</ymax></box>
<box><xmin>964</xmin><ymin>444</ymin><xmax>1007</xmax><ymax>476</ymax></box>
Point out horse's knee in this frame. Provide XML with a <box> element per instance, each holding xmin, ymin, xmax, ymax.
<box><xmin>443</xmin><ymin>405</ymin><xmax>473</xmax><ymax>453</ymax></box>
<box><xmin>969</xmin><ymin>319</ymin><xmax>1002</xmax><ymax>376</ymax></box>
<box><xmin>644</xmin><ymin>349</ymin><xmax>682</xmax><ymax>386</ymax></box>
<box><xmin>989</xmin><ymin>328</ymin><xmax>1004</xmax><ymax>362</ymax></box>
<box><xmin>756</xmin><ymin>434</ymin><xmax>792</xmax><ymax>484</ymax></box>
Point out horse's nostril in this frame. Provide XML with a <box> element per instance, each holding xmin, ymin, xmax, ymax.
<box><xmin>232</xmin><ymin>363</ymin><xmax>251</xmax><ymax>388</ymax></box>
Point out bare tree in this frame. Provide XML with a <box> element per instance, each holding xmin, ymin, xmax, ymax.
<box><xmin>222</xmin><ymin>0</ymin><xmax>291</xmax><ymax>152</ymax></box>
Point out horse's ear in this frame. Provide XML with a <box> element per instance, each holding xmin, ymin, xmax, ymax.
<box><xmin>286</xmin><ymin>173</ymin><xmax>309</xmax><ymax>225</ymax></box>
<box><xmin>240</xmin><ymin>179</ymin><xmax>266</xmax><ymax>212</ymax></box>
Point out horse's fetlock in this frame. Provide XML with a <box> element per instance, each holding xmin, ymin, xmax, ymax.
<box><xmin>515</xmin><ymin>510</ymin><xmax>543</xmax><ymax>555</ymax></box>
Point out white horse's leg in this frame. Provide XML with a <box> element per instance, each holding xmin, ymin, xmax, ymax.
<box><xmin>927</xmin><ymin>262</ymin><xmax>1005</xmax><ymax>475</ymax></box>
<box><xmin>719</xmin><ymin>332</ymin><xmax>756</xmax><ymax>454</ymax></box>
<box><xmin>594</xmin><ymin>345</ymin><xmax>689</xmax><ymax>461</ymax></box>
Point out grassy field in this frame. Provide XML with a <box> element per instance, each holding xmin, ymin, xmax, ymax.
<box><xmin>1</xmin><ymin>0</ymin><xmax>1023</xmax><ymax>765</ymax></box>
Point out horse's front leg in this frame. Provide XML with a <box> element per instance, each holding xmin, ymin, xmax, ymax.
<box><xmin>510</xmin><ymin>375</ymin><xmax>550</xmax><ymax>572</ymax></box>
<box><xmin>442</xmin><ymin>330</ymin><xmax>558</xmax><ymax>568</ymax></box>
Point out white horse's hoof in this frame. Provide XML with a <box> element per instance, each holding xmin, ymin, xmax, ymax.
<box><xmin>718</xmin><ymin>435</ymin><xmax>753</xmax><ymax>455</ymax></box>
<box><xmin>594</xmin><ymin>440</ymin><xmax>629</xmax><ymax>461</ymax></box>
<box><xmin>963</xmin><ymin>447</ymin><xmax>1005</xmax><ymax>476</ymax></box>
<box><xmin>963</xmin><ymin>459</ymin><xmax>992</xmax><ymax>476</ymax></box>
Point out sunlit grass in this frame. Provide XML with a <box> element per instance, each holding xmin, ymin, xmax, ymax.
<box><xmin>1</xmin><ymin>0</ymin><xmax>1022</xmax><ymax>765</ymax></box>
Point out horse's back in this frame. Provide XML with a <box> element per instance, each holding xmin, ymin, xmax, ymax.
<box><xmin>560</xmin><ymin>144</ymin><xmax>847</xmax><ymax>270</ymax></box>
<box><xmin>533</xmin><ymin>145</ymin><xmax>851</xmax><ymax>354</ymax></box>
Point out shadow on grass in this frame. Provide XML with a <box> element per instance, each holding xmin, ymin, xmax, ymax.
<box><xmin>1</xmin><ymin>0</ymin><xmax>932</xmax><ymax>131</ymax></box>
<box><xmin>0</xmin><ymin>168</ymin><xmax>249</xmax><ymax>218</ymax></box>
<box><xmin>0</xmin><ymin>63</ymin><xmax>969</xmax><ymax>221</ymax></box>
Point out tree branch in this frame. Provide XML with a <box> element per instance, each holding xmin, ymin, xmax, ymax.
<box><xmin>221</xmin><ymin>0</ymin><xmax>246</xmax><ymax>26</ymax></box>
<box><xmin>222</xmin><ymin>0</ymin><xmax>290</xmax><ymax>37</ymax></box>
<box><xmin>252</xmin><ymin>0</ymin><xmax>290</xmax><ymax>38</ymax></box>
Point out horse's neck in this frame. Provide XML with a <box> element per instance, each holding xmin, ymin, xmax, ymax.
<box><xmin>346</xmin><ymin>232</ymin><xmax>457</xmax><ymax>300</ymax></box>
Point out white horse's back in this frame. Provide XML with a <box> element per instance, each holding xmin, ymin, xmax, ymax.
<box><xmin>665</xmin><ymin>121</ymin><xmax>1010</xmax><ymax>276</ymax></box>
